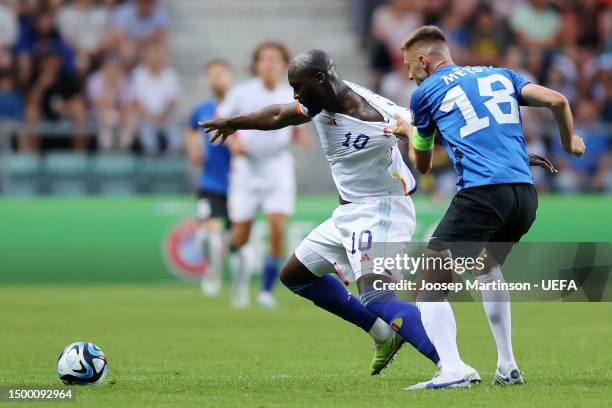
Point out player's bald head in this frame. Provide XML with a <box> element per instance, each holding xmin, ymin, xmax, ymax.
<box><xmin>288</xmin><ymin>49</ymin><xmax>337</xmax><ymax>80</ymax></box>
<box><xmin>287</xmin><ymin>49</ymin><xmax>340</xmax><ymax>118</ymax></box>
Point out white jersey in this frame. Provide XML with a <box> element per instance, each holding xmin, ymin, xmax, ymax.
<box><xmin>298</xmin><ymin>81</ymin><xmax>416</xmax><ymax>202</ymax></box>
<box><xmin>217</xmin><ymin>77</ymin><xmax>294</xmax><ymax>160</ymax></box>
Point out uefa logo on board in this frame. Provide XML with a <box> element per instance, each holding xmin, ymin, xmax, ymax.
<box><xmin>162</xmin><ymin>219</ymin><xmax>208</xmax><ymax>281</ymax></box>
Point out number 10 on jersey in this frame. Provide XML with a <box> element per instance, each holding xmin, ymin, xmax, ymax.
<box><xmin>351</xmin><ymin>230</ymin><xmax>372</xmax><ymax>254</ymax></box>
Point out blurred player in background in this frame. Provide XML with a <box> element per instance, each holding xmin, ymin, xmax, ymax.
<box><xmin>216</xmin><ymin>42</ymin><xmax>310</xmax><ymax>308</ymax></box>
<box><xmin>185</xmin><ymin>60</ymin><xmax>233</xmax><ymax>297</ymax></box>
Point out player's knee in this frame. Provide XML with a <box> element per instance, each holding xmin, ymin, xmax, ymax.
<box><xmin>280</xmin><ymin>254</ymin><xmax>318</xmax><ymax>290</ymax></box>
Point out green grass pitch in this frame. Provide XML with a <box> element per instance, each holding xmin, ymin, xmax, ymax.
<box><xmin>1</xmin><ymin>284</ymin><xmax>610</xmax><ymax>407</ymax></box>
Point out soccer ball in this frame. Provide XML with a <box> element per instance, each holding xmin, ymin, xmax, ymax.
<box><xmin>57</xmin><ymin>342</ymin><xmax>108</xmax><ymax>385</ymax></box>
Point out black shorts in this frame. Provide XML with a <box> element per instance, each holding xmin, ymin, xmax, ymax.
<box><xmin>196</xmin><ymin>190</ymin><xmax>229</xmax><ymax>225</ymax></box>
<box><xmin>429</xmin><ymin>183</ymin><xmax>538</xmax><ymax>265</ymax></box>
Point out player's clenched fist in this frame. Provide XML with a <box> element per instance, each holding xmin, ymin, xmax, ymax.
<box><xmin>566</xmin><ymin>134</ymin><xmax>586</xmax><ymax>157</ymax></box>
<box><xmin>392</xmin><ymin>114</ymin><xmax>412</xmax><ymax>139</ymax></box>
<box><xmin>198</xmin><ymin>119</ymin><xmax>236</xmax><ymax>145</ymax></box>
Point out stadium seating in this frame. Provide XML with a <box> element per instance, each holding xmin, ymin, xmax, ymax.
<box><xmin>43</xmin><ymin>153</ymin><xmax>90</xmax><ymax>196</ymax></box>
<box><xmin>1</xmin><ymin>154</ymin><xmax>41</xmax><ymax>196</ymax></box>
<box><xmin>92</xmin><ymin>154</ymin><xmax>138</xmax><ymax>196</ymax></box>
<box><xmin>139</xmin><ymin>156</ymin><xmax>190</xmax><ymax>194</ymax></box>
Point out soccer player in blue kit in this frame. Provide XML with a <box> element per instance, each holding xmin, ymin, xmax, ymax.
<box><xmin>392</xmin><ymin>26</ymin><xmax>586</xmax><ymax>389</ymax></box>
<box><xmin>186</xmin><ymin>60</ymin><xmax>233</xmax><ymax>297</ymax></box>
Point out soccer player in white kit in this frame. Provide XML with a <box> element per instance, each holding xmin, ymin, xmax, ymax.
<box><xmin>215</xmin><ymin>42</ymin><xmax>309</xmax><ymax>308</ymax></box>
<box><xmin>202</xmin><ymin>49</ymin><xmax>458</xmax><ymax>378</ymax></box>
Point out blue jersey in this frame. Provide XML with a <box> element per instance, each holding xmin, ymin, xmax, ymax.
<box><xmin>189</xmin><ymin>99</ymin><xmax>230</xmax><ymax>195</ymax></box>
<box><xmin>410</xmin><ymin>64</ymin><xmax>533</xmax><ymax>190</ymax></box>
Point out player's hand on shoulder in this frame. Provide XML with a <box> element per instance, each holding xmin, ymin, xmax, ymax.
<box><xmin>567</xmin><ymin>134</ymin><xmax>586</xmax><ymax>157</ymax></box>
<box><xmin>198</xmin><ymin>119</ymin><xmax>236</xmax><ymax>145</ymax></box>
<box><xmin>392</xmin><ymin>114</ymin><xmax>411</xmax><ymax>139</ymax></box>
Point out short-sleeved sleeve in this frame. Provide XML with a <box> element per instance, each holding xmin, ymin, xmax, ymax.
<box><xmin>409</xmin><ymin>85</ymin><xmax>435</xmax><ymax>151</ymax></box>
<box><xmin>189</xmin><ymin>101</ymin><xmax>216</xmax><ymax>130</ymax></box>
<box><xmin>504</xmin><ymin>69</ymin><xmax>530</xmax><ymax>105</ymax></box>
<box><xmin>189</xmin><ymin>105</ymin><xmax>200</xmax><ymax>131</ymax></box>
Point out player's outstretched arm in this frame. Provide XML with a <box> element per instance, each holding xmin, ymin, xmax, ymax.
<box><xmin>520</xmin><ymin>84</ymin><xmax>586</xmax><ymax>157</ymax></box>
<box><xmin>199</xmin><ymin>103</ymin><xmax>311</xmax><ymax>145</ymax></box>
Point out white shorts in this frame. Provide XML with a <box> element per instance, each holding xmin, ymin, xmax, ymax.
<box><xmin>228</xmin><ymin>152</ymin><xmax>296</xmax><ymax>222</ymax></box>
<box><xmin>295</xmin><ymin>196</ymin><xmax>416</xmax><ymax>282</ymax></box>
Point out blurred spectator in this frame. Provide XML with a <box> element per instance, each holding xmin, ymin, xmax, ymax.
<box><xmin>602</xmin><ymin>6</ymin><xmax>612</xmax><ymax>51</ymax></box>
<box><xmin>503</xmin><ymin>46</ymin><xmax>537</xmax><ymax>82</ymax></box>
<box><xmin>468</xmin><ymin>5</ymin><xmax>511</xmax><ymax>66</ymax></box>
<box><xmin>352</xmin><ymin>0</ymin><xmax>386</xmax><ymax>48</ymax></box>
<box><xmin>57</xmin><ymin>0</ymin><xmax>112</xmax><ymax>75</ymax></box>
<box><xmin>0</xmin><ymin>0</ymin><xmax>17</xmax><ymax>48</ymax></box>
<box><xmin>130</xmin><ymin>43</ymin><xmax>181</xmax><ymax>155</ymax></box>
<box><xmin>16</xmin><ymin>8</ymin><xmax>76</xmax><ymax>88</ymax></box>
<box><xmin>0</xmin><ymin>69</ymin><xmax>24</xmax><ymax>121</ymax></box>
<box><xmin>111</xmin><ymin>0</ymin><xmax>167</xmax><ymax>47</ymax></box>
<box><xmin>86</xmin><ymin>55</ymin><xmax>135</xmax><ymax>151</ymax></box>
<box><xmin>371</xmin><ymin>0</ymin><xmax>422</xmax><ymax>66</ymax></box>
<box><xmin>509</xmin><ymin>0</ymin><xmax>561</xmax><ymax>50</ymax></box>
<box><xmin>22</xmin><ymin>50</ymin><xmax>87</xmax><ymax>151</ymax></box>
<box><xmin>553</xmin><ymin>99</ymin><xmax>611</xmax><ymax>193</ymax></box>
<box><xmin>570</xmin><ymin>0</ymin><xmax>606</xmax><ymax>50</ymax></box>
<box><xmin>0</xmin><ymin>46</ymin><xmax>13</xmax><ymax>71</ymax></box>
<box><xmin>379</xmin><ymin>64</ymin><xmax>416</xmax><ymax>106</ymax></box>
<box><xmin>369</xmin><ymin>0</ymin><xmax>423</xmax><ymax>88</ymax></box>
<box><xmin>544</xmin><ymin>53</ymin><xmax>578</xmax><ymax>103</ymax></box>
<box><xmin>436</xmin><ymin>11</ymin><xmax>470</xmax><ymax>65</ymax></box>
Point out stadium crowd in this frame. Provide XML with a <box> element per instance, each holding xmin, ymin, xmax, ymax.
<box><xmin>0</xmin><ymin>0</ymin><xmax>609</xmax><ymax>194</ymax></box>
<box><xmin>0</xmin><ymin>0</ymin><xmax>178</xmax><ymax>154</ymax></box>
<box><xmin>355</xmin><ymin>0</ymin><xmax>611</xmax><ymax>194</ymax></box>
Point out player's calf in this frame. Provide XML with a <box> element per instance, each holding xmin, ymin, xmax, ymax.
<box><xmin>281</xmin><ymin>254</ymin><xmax>403</xmax><ymax>373</ymax></box>
<box><xmin>280</xmin><ymin>255</ymin><xmax>381</xmax><ymax>334</ymax></box>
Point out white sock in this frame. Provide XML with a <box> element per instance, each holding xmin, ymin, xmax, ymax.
<box><xmin>195</xmin><ymin>228</ymin><xmax>208</xmax><ymax>254</ymax></box>
<box><xmin>205</xmin><ymin>231</ymin><xmax>224</xmax><ymax>279</ymax></box>
<box><xmin>368</xmin><ymin>317</ymin><xmax>393</xmax><ymax>344</ymax></box>
<box><xmin>477</xmin><ymin>267</ymin><xmax>517</xmax><ymax>373</ymax></box>
<box><xmin>417</xmin><ymin>299</ymin><xmax>468</xmax><ymax>377</ymax></box>
<box><xmin>229</xmin><ymin>245</ymin><xmax>252</xmax><ymax>290</ymax></box>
